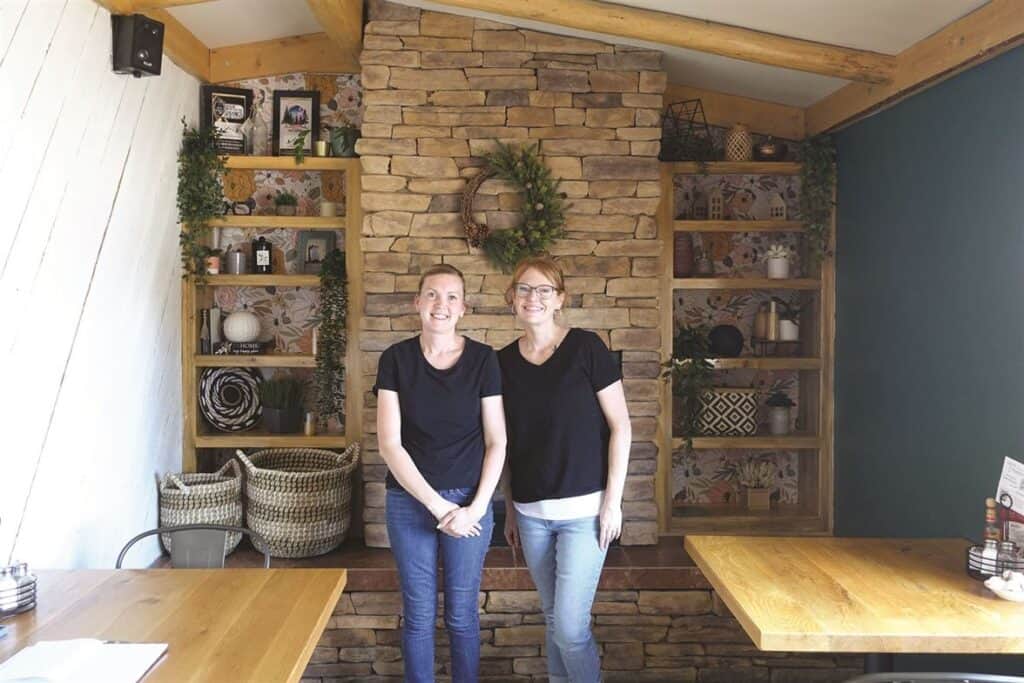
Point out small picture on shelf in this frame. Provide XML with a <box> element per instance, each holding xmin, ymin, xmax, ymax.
<box><xmin>272</xmin><ymin>90</ymin><xmax>320</xmax><ymax>157</ymax></box>
<box><xmin>200</xmin><ymin>85</ymin><xmax>252</xmax><ymax>155</ymax></box>
<box><xmin>297</xmin><ymin>230</ymin><xmax>336</xmax><ymax>274</ymax></box>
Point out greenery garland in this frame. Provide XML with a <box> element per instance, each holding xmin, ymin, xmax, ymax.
<box><xmin>463</xmin><ymin>142</ymin><xmax>567</xmax><ymax>272</ymax></box>
<box><xmin>177</xmin><ymin>119</ymin><xmax>225</xmax><ymax>283</ymax></box>
<box><xmin>662</xmin><ymin>324</ymin><xmax>715</xmax><ymax>451</ymax></box>
<box><xmin>314</xmin><ymin>248</ymin><xmax>348</xmax><ymax>429</ymax></box>
<box><xmin>799</xmin><ymin>134</ymin><xmax>836</xmax><ymax>265</ymax></box>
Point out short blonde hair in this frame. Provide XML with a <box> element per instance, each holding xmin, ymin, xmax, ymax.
<box><xmin>417</xmin><ymin>263</ymin><xmax>466</xmax><ymax>296</ymax></box>
<box><xmin>504</xmin><ymin>256</ymin><xmax>566</xmax><ymax>305</ymax></box>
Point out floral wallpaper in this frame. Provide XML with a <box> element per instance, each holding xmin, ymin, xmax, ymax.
<box><xmin>672</xmin><ymin>449</ymin><xmax>800</xmax><ymax>508</ymax></box>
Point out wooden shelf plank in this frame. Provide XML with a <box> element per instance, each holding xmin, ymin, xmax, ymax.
<box><xmin>673</xmin><ymin>278</ymin><xmax>820</xmax><ymax>290</ymax></box>
<box><xmin>195</xmin><ymin>432</ymin><xmax>347</xmax><ymax>448</ymax></box>
<box><xmin>224</xmin><ymin>155</ymin><xmax>359</xmax><ymax>171</ymax></box>
<box><xmin>211</xmin><ymin>216</ymin><xmax>346</xmax><ymax>230</ymax></box>
<box><xmin>202</xmin><ymin>274</ymin><xmax>320</xmax><ymax>287</ymax></box>
<box><xmin>195</xmin><ymin>354</ymin><xmax>315</xmax><ymax>368</ymax></box>
<box><xmin>672</xmin><ymin>435</ymin><xmax>820</xmax><ymax>450</ymax></box>
<box><xmin>667</xmin><ymin>161</ymin><xmax>801</xmax><ymax>175</ymax></box>
<box><xmin>707</xmin><ymin>357</ymin><xmax>821</xmax><ymax>370</ymax></box>
<box><xmin>674</xmin><ymin>220</ymin><xmax>804</xmax><ymax>233</ymax></box>
<box><xmin>668</xmin><ymin>504</ymin><xmax>827</xmax><ymax>535</ymax></box>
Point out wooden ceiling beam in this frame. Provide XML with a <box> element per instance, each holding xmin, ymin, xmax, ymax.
<box><xmin>426</xmin><ymin>0</ymin><xmax>896</xmax><ymax>84</ymax></box>
<box><xmin>133</xmin><ymin>0</ymin><xmax>214</xmax><ymax>9</ymax></box>
<box><xmin>664</xmin><ymin>83</ymin><xmax>805</xmax><ymax>142</ymax></box>
<box><xmin>306</xmin><ymin>0</ymin><xmax>363</xmax><ymax>66</ymax></box>
<box><xmin>209</xmin><ymin>32</ymin><xmax>360</xmax><ymax>83</ymax></box>
<box><xmin>93</xmin><ymin>0</ymin><xmax>210</xmax><ymax>81</ymax></box>
<box><xmin>806</xmin><ymin>0</ymin><xmax>1024</xmax><ymax>135</ymax></box>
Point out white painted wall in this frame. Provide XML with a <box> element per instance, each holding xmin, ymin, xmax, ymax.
<box><xmin>0</xmin><ymin>0</ymin><xmax>193</xmax><ymax>568</ymax></box>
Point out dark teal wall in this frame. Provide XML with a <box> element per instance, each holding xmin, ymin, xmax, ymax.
<box><xmin>835</xmin><ymin>44</ymin><xmax>1024</xmax><ymax>675</ymax></box>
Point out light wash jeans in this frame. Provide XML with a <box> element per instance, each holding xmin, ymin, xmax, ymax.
<box><xmin>386</xmin><ymin>486</ymin><xmax>493</xmax><ymax>683</ymax></box>
<box><xmin>516</xmin><ymin>511</ymin><xmax>608</xmax><ymax>683</ymax></box>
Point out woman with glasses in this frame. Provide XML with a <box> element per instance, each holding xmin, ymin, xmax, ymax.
<box><xmin>497</xmin><ymin>256</ymin><xmax>631</xmax><ymax>683</ymax></box>
<box><xmin>374</xmin><ymin>263</ymin><xmax>507</xmax><ymax>683</ymax></box>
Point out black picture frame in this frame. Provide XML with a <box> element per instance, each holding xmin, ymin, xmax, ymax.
<box><xmin>272</xmin><ymin>90</ymin><xmax>320</xmax><ymax>157</ymax></box>
<box><xmin>297</xmin><ymin>230</ymin><xmax>336</xmax><ymax>274</ymax></box>
<box><xmin>200</xmin><ymin>85</ymin><xmax>252</xmax><ymax>155</ymax></box>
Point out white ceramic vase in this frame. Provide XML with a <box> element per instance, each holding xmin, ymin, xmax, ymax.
<box><xmin>768</xmin><ymin>406</ymin><xmax>791</xmax><ymax>435</ymax></box>
<box><xmin>766</xmin><ymin>257</ymin><xmax>790</xmax><ymax>279</ymax></box>
<box><xmin>779</xmin><ymin>320</ymin><xmax>799</xmax><ymax>341</ymax></box>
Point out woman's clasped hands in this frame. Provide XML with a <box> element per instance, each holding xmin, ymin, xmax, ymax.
<box><xmin>433</xmin><ymin>501</ymin><xmax>485</xmax><ymax>538</ymax></box>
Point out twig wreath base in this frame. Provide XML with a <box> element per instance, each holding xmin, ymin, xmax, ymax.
<box><xmin>462</xmin><ymin>142</ymin><xmax>567</xmax><ymax>272</ymax></box>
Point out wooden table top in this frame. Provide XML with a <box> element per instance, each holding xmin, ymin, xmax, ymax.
<box><xmin>684</xmin><ymin>536</ymin><xmax>1024</xmax><ymax>654</ymax></box>
<box><xmin>0</xmin><ymin>568</ymin><xmax>346</xmax><ymax>682</ymax></box>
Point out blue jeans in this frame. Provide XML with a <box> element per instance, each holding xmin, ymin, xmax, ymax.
<box><xmin>516</xmin><ymin>511</ymin><xmax>608</xmax><ymax>683</ymax></box>
<box><xmin>386</xmin><ymin>487</ymin><xmax>493</xmax><ymax>683</ymax></box>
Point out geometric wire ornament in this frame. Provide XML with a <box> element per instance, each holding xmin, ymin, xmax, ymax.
<box><xmin>660</xmin><ymin>99</ymin><xmax>718</xmax><ymax>162</ymax></box>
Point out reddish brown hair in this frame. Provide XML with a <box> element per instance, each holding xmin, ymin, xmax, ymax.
<box><xmin>504</xmin><ymin>256</ymin><xmax>566</xmax><ymax>305</ymax></box>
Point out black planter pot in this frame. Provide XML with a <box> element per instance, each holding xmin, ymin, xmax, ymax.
<box><xmin>264</xmin><ymin>407</ymin><xmax>302</xmax><ymax>434</ymax></box>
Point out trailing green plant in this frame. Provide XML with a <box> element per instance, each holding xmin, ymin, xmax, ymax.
<box><xmin>314</xmin><ymin>248</ymin><xmax>348</xmax><ymax>428</ymax></box>
<box><xmin>293</xmin><ymin>128</ymin><xmax>310</xmax><ymax>164</ymax></box>
<box><xmin>463</xmin><ymin>142</ymin><xmax>567</xmax><ymax>272</ymax></box>
<box><xmin>770</xmin><ymin>295</ymin><xmax>803</xmax><ymax>322</ymax></box>
<box><xmin>260</xmin><ymin>376</ymin><xmax>306</xmax><ymax>409</ymax></box>
<box><xmin>765</xmin><ymin>391</ymin><xmax>795</xmax><ymax>408</ymax></box>
<box><xmin>799</xmin><ymin>134</ymin><xmax>836</xmax><ymax>266</ymax></box>
<box><xmin>274</xmin><ymin>190</ymin><xmax>298</xmax><ymax>207</ymax></box>
<box><xmin>177</xmin><ymin>119</ymin><xmax>226</xmax><ymax>282</ymax></box>
<box><xmin>662</xmin><ymin>324</ymin><xmax>715</xmax><ymax>450</ymax></box>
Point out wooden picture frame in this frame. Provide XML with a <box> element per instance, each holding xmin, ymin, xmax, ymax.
<box><xmin>297</xmin><ymin>230</ymin><xmax>336</xmax><ymax>274</ymax></box>
<box><xmin>200</xmin><ymin>85</ymin><xmax>252</xmax><ymax>155</ymax></box>
<box><xmin>271</xmin><ymin>90</ymin><xmax>320</xmax><ymax>157</ymax></box>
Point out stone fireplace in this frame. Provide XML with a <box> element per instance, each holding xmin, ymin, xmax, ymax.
<box><xmin>356</xmin><ymin>0</ymin><xmax>666</xmax><ymax>547</ymax></box>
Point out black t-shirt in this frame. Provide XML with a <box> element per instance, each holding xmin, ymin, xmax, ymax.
<box><xmin>497</xmin><ymin>328</ymin><xmax>622</xmax><ymax>503</ymax></box>
<box><xmin>373</xmin><ymin>335</ymin><xmax>502</xmax><ymax>491</ymax></box>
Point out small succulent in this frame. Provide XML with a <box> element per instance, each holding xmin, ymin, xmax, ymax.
<box><xmin>736</xmin><ymin>460</ymin><xmax>775</xmax><ymax>488</ymax></box>
<box><xmin>766</xmin><ymin>391</ymin><xmax>795</xmax><ymax>408</ymax></box>
<box><xmin>274</xmin><ymin>190</ymin><xmax>298</xmax><ymax>207</ymax></box>
<box><xmin>764</xmin><ymin>243</ymin><xmax>791</xmax><ymax>261</ymax></box>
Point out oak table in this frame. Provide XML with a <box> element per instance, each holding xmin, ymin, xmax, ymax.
<box><xmin>684</xmin><ymin>536</ymin><xmax>1024</xmax><ymax>672</ymax></box>
<box><xmin>0</xmin><ymin>568</ymin><xmax>347</xmax><ymax>682</ymax></box>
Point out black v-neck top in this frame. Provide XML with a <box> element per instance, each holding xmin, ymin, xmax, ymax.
<box><xmin>374</xmin><ymin>335</ymin><xmax>502</xmax><ymax>490</ymax></box>
<box><xmin>497</xmin><ymin>328</ymin><xmax>621</xmax><ymax>503</ymax></box>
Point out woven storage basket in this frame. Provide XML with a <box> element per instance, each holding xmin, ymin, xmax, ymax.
<box><xmin>159</xmin><ymin>460</ymin><xmax>243</xmax><ymax>554</ymax></box>
<box><xmin>236</xmin><ymin>444</ymin><xmax>360</xmax><ymax>558</ymax></box>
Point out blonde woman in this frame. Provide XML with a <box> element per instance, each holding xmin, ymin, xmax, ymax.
<box><xmin>374</xmin><ymin>263</ymin><xmax>507</xmax><ymax>682</ymax></box>
<box><xmin>498</xmin><ymin>256</ymin><xmax>631</xmax><ymax>682</ymax></box>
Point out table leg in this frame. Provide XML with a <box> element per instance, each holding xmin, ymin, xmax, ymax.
<box><xmin>864</xmin><ymin>653</ymin><xmax>894</xmax><ymax>673</ymax></box>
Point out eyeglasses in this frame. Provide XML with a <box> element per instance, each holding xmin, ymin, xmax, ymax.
<box><xmin>513</xmin><ymin>283</ymin><xmax>559</xmax><ymax>300</ymax></box>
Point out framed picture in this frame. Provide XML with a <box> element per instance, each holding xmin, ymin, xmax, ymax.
<box><xmin>272</xmin><ymin>90</ymin><xmax>320</xmax><ymax>157</ymax></box>
<box><xmin>200</xmin><ymin>85</ymin><xmax>252</xmax><ymax>154</ymax></box>
<box><xmin>297</xmin><ymin>230</ymin><xmax>336</xmax><ymax>274</ymax></box>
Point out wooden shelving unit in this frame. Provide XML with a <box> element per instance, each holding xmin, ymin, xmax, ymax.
<box><xmin>657</xmin><ymin>160</ymin><xmax>835</xmax><ymax>536</ymax></box>
<box><xmin>181</xmin><ymin>155</ymin><xmax>363</xmax><ymax>472</ymax></box>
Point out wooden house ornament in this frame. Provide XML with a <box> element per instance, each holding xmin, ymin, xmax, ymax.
<box><xmin>692</xmin><ymin>189</ymin><xmax>708</xmax><ymax>220</ymax></box>
<box><xmin>768</xmin><ymin>192</ymin><xmax>787</xmax><ymax>220</ymax></box>
<box><xmin>708</xmin><ymin>187</ymin><xmax>724</xmax><ymax>220</ymax></box>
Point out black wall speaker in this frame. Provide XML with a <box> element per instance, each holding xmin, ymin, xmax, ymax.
<box><xmin>111</xmin><ymin>14</ymin><xmax>164</xmax><ymax>77</ymax></box>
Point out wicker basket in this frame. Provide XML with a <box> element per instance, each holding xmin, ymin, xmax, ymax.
<box><xmin>159</xmin><ymin>460</ymin><xmax>243</xmax><ymax>554</ymax></box>
<box><xmin>236</xmin><ymin>444</ymin><xmax>360</xmax><ymax>558</ymax></box>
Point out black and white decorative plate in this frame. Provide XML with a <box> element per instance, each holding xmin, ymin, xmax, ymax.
<box><xmin>199</xmin><ymin>368</ymin><xmax>262</xmax><ymax>432</ymax></box>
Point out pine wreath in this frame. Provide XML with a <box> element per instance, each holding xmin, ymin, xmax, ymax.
<box><xmin>463</xmin><ymin>142</ymin><xmax>567</xmax><ymax>272</ymax></box>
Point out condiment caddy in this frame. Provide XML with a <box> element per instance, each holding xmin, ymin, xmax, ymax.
<box><xmin>0</xmin><ymin>561</ymin><xmax>36</xmax><ymax>617</ymax></box>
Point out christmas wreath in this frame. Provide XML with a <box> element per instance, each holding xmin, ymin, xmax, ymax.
<box><xmin>462</xmin><ymin>142</ymin><xmax>567</xmax><ymax>272</ymax></box>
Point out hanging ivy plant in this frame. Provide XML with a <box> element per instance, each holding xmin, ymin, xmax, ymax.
<box><xmin>177</xmin><ymin>119</ymin><xmax>225</xmax><ymax>282</ymax></box>
<box><xmin>462</xmin><ymin>142</ymin><xmax>567</xmax><ymax>272</ymax></box>
<box><xmin>662</xmin><ymin>324</ymin><xmax>715</xmax><ymax>451</ymax></box>
<box><xmin>800</xmin><ymin>134</ymin><xmax>836</xmax><ymax>265</ymax></box>
<box><xmin>314</xmin><ymin>248</ymin><xmax>348</xmax><ymax>429</ymax></box>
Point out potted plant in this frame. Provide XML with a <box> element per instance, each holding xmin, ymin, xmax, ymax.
<box><xmin>260</xmin><ymin>375</ymin><xmax>306</xmax><ymax>434</ymax></box>
<box><xmin>663</xmin><ymin>324</ymin><xmax>715</xmax><ymax>449</ymax></box>
<box><xmin>177</xmin><ymin>119</ymin><xmax>226</xmax><ymax>283</ymax></box>
<box><xmin>324</xmin><ymin>123</ymin><xmax>360</xmax><ymax>158</ymax></box>
<box><xmin>765</xmin><ymin>390</ymin><xmax>795</xmax><ymax>435</ymax></box>
<box><xmin>764</xmin><ymin>243</ymin><xmax>791</xmax><ymax>279</ymax></box>
<box><xmin>771</xmin><ymin>296</ymin><xmax>803</xmax><ymax>342</ymax></box>
<box><xmin>736</xmin><ymin>459</ymin><xmax>775</xmax><ymax>511</ymax></box>
<box><xmin>274</xmin><ymin>190</ymin><xmax>298</xmax><ymax>216</ymax></box>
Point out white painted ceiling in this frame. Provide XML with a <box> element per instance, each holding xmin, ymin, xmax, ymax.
<box><xmin>169</xmin><ymin>0</ymin><xmax>990</xmax><ymax>107</ymax></box>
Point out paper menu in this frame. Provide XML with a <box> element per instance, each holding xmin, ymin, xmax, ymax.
<box><xmin>996</xmin><ymin>456</ymin><xmax>1024</xmax><ymax>515</ymax></box>
<box><xmin>0</xmin><ymin>639</ymin><xmax>167</xmax><ymax>683</ymax></box>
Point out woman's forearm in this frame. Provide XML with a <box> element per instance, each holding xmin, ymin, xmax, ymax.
<box><xmin>380</xmin><ymin>442</ymin><xmax>449</xmax><ymax>517</ymax></box>
<box><xmin>604</xmin><ymin>423</ymin><xmax>631</xmax><ymax>506</ymax></box>
<box><xmin>470</xmin><ymin>437</ymin><xmax>506</xmax><ymax>516</ymax></box>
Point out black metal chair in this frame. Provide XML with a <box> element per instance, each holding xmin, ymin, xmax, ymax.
<box><xmin>845</xmin><ymin>673</ymin><xmax>1024</xmax><ymax>683</ymax></box>
<box><xmin>116</xmin><ymin>524</ymin><xmax>270</xmax><ymax>569</ymax></box>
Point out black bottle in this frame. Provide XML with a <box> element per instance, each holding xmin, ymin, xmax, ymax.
<box><xmin>253</xmin><ymin>236</ymin><xmax>272</xmax><ymax>274</ymax></box>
